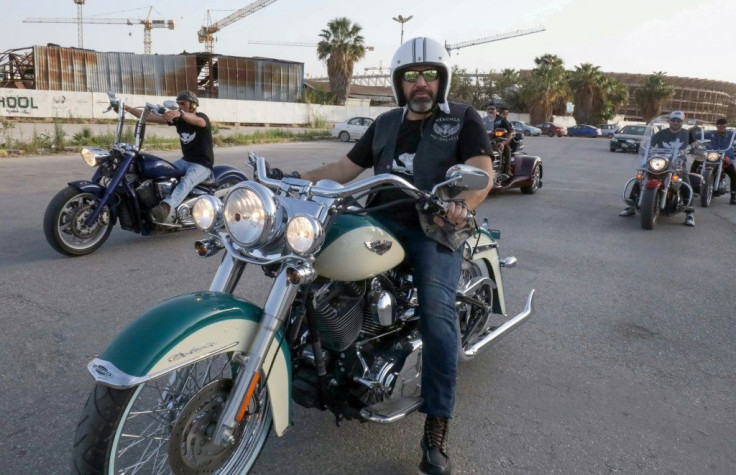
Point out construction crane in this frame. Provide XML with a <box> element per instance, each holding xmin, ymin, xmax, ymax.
<box><xmin>198</xmin><ymin>0</ymin><xmax>279</xmax><ymax>54</ymax></box>
<box><xmin>74</xmin><ymin>0</ymin><xmax>86</xmax><ymax>48</ymax></box>
<box><xmin>445</xmin><ymin>26</ymin><xmax>546</xmax><ymax>54</ymax></box>
<box><xmin>24</xmin><ymin>7</ymin><xmax>175</xmax><ymax>54</ymax></box>
<box><xmin>248</xmin><ymin>40</ymin><xmax>375</xmax><ymax>51</ymax></box>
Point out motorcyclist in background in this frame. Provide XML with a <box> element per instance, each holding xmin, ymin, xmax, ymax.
<box><xmin>271</xmin><ymin>37</ymin><xmax>493</xmax><ymax>475</ymax></box>
<box><xmin>483</xmin><ymin>103</ymin><xmax>514</xmax><ymax>181</ymax></box>
<box><xmin>620</xmin><ymin>110</ymin><xmax>697</xmax><ymax>226</ymax></box>
<box><xmin>123</xmin><ymin>90</ymin><xmax>214</xmax><ymax>224</ymax></box>
<box><xmin>694</xmin><ymin>117</ymin><xmax>736</xmax><ymax>204</ymax></box>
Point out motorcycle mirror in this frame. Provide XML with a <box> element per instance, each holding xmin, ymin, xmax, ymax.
<box><xmin>163</xmin><ymin>100</ymin><xmax>178</xmax><ymax>110</ymax></box>
<box><xmin>444</xmin><ymin>164</ymin><xmax>489</xmax><ymax>191</ymax></box>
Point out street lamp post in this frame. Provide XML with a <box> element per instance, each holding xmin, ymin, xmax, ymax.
<box><xmin>392</xmin><ymin>15</ymin><xmax>413</xmax><ymax>45</ymax></box>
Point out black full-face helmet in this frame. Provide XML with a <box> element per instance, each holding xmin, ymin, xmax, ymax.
<box><xmin>176</xmin><ymin>90</ymin><xmax>199</xmax><ymax>109</ymax></box>
<box><xmin>390</xmin><ymin>37</ymin><xmax>452</xmax><ymax>114</ymax></box>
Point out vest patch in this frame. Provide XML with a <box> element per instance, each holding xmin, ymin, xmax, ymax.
<box><xmin>431</xmin><ymin>117</ymin><xmax>462</xmax><ymax>143</ymax></box>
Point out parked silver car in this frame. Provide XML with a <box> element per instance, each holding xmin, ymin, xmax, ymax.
<box><xmin>331</xmin><ymin>117</ymin><xmax>374</xmax><ymax>142</ymax></box>
<box><xmin>510</xmin><ymin>120</ymin><xmax>542</xmax><ymax>136</ymax></box>
<box><xmin>598</xmin><ymin>123</ymin><xmax>619</xmax><ymax>138</ymax></box>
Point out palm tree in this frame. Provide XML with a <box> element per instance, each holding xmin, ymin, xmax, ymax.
<box><xmin>569</xmin><ymin>63</ymin><xmax>602</xmax><ymax>125</ymax></box>
<box><xmin>593</xmin><ymin>76</ymin><xmax>628</xmax><ymax>123</ymax></box>
<box><xmin>635</xmin><ymin>72</ymin><xmax>674</xmax><ymax>122</ymax></box>
<box><xmin>317</xmin><ymin>18</ymin><xmax>367</xmax><ymax>105</ymax></box>
<box><xmin>523</xmin><ymin>54</ymin><xmax>570</xmax><ymax>124</ymax></box>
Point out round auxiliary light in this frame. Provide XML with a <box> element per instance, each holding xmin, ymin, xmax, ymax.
<box><xmin>191</xmin><ymin>195</ymin><xmax>222</xmax><ymax>233</ymax></box>
<box><xmin>285</xmin><ymin>215</ymin><xmax>324</xmax><ymax>255</ymax></box>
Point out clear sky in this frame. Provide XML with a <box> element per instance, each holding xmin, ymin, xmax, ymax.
<box><xmin>5</xmin><ymin>0</ymin><xmax>736</xmax><ymax>83</ymax></box>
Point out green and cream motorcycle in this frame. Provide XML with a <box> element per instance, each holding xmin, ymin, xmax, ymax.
<box><xmin>72</xmin><ymin>153</ymin><xmax>535</xmax><ymax>473</ymax></box>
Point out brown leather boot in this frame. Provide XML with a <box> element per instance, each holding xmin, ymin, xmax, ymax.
<box><xmin>150</xmin><ymin>202</ymin><xmax>172</xmax><ymax>223</ymax></box>
<box><xmin>419</xmin><ymin>415</ymin><xmax>451</xmax><ymax>475</ymax></box>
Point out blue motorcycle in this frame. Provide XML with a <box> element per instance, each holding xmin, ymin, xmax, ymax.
<box><xmin>43</xmin><ymin>92</ymin><xmax>247</xmax><ymax>256</ymax></box>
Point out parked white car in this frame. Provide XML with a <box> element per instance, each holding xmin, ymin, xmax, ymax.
<box><xmin>331</xmin><ymin>117</ymin><xmax>374</xmax><ymax>142</ymax></box>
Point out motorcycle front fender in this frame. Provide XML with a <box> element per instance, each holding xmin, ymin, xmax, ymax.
<box><xmin>469</xmin><ymin>228</ymin><xmax>507</xmax><ymax>316</ymax></box>
<box><xmin>644</xmin><ymin>178</ymin><xmax>663</xmax><ymax>190</ymax></box>
<box><xmin>68</xmin><ymin>180</ymin><xmax>106</xmax><ymax>198</ymax></box>
<box><xmin>88</xmin><ymin>291</ymin><xmax>292</xmax><ymax>436</ymax></box>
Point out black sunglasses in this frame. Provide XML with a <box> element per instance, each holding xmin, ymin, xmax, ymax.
<box><xmin>402</xmin><ymin>69</ymin><xmax>440</xmax><ymax>83</ymax></box>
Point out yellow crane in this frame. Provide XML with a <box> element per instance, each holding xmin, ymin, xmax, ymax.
<box><xmin>198</xmin><ymin>0</ymin><xmax>279</xmax><ymax>54</ymax></box>
<box><xmin>24</xmin><ymin>7</ymin><xmax>175</xmax><ymax>54</ymax></box>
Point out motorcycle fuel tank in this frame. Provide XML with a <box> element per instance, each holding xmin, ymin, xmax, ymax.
<box><xmin>137</xmin><ymin>153</ymin><xmax>184</xmax><ymax>179</ymax></box>
<box><xmin>314</xmin><ymin>215</ymin><xmax>405</xmax><ymax>282</ymax></box>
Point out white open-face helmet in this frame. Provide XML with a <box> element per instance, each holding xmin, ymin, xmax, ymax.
<box><xmin>390</xmin><ymin>37</ymin><xmax>452</xmax><ymax>113</ymax></box>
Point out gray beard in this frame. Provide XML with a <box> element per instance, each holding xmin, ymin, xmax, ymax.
<box><xmin>408</xmin><ymin>97</ymin><xmax>434</xmax><ymax>113</ymax></box>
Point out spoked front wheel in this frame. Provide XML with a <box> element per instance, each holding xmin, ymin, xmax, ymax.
<box><xmin>72</xmin><ymin>353</ymin><xmax>272</xmax><ymax>474</ymax></box>
<box><xmin>457</xmin><ymin>261</ymin><xmax>495</xmax><ymax>363</ymax></box>
<box><xmin>43</xmin><ymin>186</ymin><xmax>114</xmax><ymax>256</ymax></box>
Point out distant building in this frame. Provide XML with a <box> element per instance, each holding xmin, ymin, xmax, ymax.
<box><xmin>0</xmin><ymin>44</ymin><xmax>303</xmax><ymax>102</ymax></box>
<box><xmin>607</xmin><ymin>72</ymin><xmax>736</xmax><ymax>123</ymax></box>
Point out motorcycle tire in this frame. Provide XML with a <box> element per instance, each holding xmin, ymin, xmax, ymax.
<box><xmin>640</xmin><ymin>187</ymin><xmax>660</xmax><ymax>230</ymax></box>
<box><xmin>700</xmin><ymin>169</ymin><xmax>713</xmax><ymax>207</ymax></box>
<box><xmin>72</xmin><ymin>354</ymin><xmax>272</xmax><ymax>474</ymax></box>
<box><xmin>520</xmin><ymin>166</ymin><xmax>542</xmax><ymax>194</ymax></box>
<box><xmin>43</xmin><ymin>186</ymin><xmax>114</xmax><ymax>257</ymax></box>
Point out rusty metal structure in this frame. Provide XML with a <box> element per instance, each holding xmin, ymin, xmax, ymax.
<box><xmin>0</xmin><ymin>45</ymin><xmax>303</xmax><ymax>102</ymax></box>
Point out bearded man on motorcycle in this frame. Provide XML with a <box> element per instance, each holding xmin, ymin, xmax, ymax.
<box><xmin>272</xmin><ymin>37</ymin><xmax>493</xmax><ymax>475</ymax></box>
<box><xmin>620</xmin><ymin>110</ymin><xmax>698</xmax><ymax>225</ymax></box>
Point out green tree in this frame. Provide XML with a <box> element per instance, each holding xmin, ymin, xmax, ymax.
<box><xmin>593</xmin><ymin>76</ymin><xmax>629</xmax><ymax>123</ymax></box>
<box><xmin>635</xmin><ymin>72</ymin><xmax>674</xmax><ymax>122</ymax></box>
<box><xmin>523</xmin><ymin>54</ymin><xmax>570</xmax><ymax>124</ymax></box>
<box><xmin>447</xmin><ymin>66</ymin><xmax>485</xmax><ymax>107</ymax></box>
<box><xmin>568</xmin><ymin>63</ymin><xmax>602</xmax><ymax>125</ymax></box>
<box><xmin>317</xmin><ymin>18</ymin><xmax>367</xmax><ymax>105</ymax></box>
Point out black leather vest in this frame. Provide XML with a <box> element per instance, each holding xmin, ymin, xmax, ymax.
<box><xmin>371</xmin><ymin>103</ymin><xmax>469</xmax><ymax>191</ymax></box>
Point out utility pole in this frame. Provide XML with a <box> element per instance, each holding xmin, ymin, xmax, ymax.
<box><xmin>392</xmin><ymin>15</ymin><xmax>413</xmax><ymax>45</ymax></box>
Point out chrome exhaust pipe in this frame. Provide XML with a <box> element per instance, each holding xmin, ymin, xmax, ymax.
<box><xmin>463</xmin><ymin>289</ymin><xmax>535</xmax><ymax>357</ymax></box>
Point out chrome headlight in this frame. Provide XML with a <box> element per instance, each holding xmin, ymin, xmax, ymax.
<box><xmin>286</xmin><ymin>215</ymin><xmax>324</xmax><ymax>255</ymax></box>
<box><xmin>706</xmin><ymin>152</ymin><xmax>720</xmax><ymax>162</ymax></box>
<box><xmin>191</xmin><ymin>195</ymin><xmax>223</xmax><ymax>233</ymax></box>
<box><xmin>80</xmin><ymin>147</ymin><xmax>111</xmax><ymax>167</ymax></box>
<box><xmin>648</xmin><ymin>156</ymin><xmax>669</xmax><ymax>172</ymax></box>
<box><xmin>223</xmin><ymin>182</ymin><xmax>279</xmax><ymax>247</ymax></box>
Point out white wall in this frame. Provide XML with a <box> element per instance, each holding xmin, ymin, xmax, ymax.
<box><xmin>0</xmin><ymin>88</ymin><xmax>391</xmax><ymax>125</ymax></box>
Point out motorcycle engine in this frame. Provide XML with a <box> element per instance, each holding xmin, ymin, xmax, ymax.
<box><xmin>292</xmin><ymin>272</ymin><xmax>422</xmax><ymax>416</ymax></box>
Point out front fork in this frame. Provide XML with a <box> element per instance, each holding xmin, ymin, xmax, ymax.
<box><xmin>209</xmin><ymin>255</ymin><xmax>300</xmax><ymax>445</ymax></box>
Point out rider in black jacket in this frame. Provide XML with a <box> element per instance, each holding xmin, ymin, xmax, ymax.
<box><xmin>694</xmin><ymin>118</ymin><xmax>736</xmax><ymax>204</ymax></box>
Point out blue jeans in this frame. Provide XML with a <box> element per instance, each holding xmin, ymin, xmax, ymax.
<box><xmin>164</xmin><ymin>159</ymin><xmax>212</xmax><ymax>209</ymax></box>
<box><xmin>381</xmin><ymin>219</ymin><xmax>463</xmax><ymax>419</ymax></box>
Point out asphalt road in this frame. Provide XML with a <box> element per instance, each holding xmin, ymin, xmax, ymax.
<box><xmin>1</xmin><ymin>137</ymin><xmax>734</xmax><ymax>474</ymax></box>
